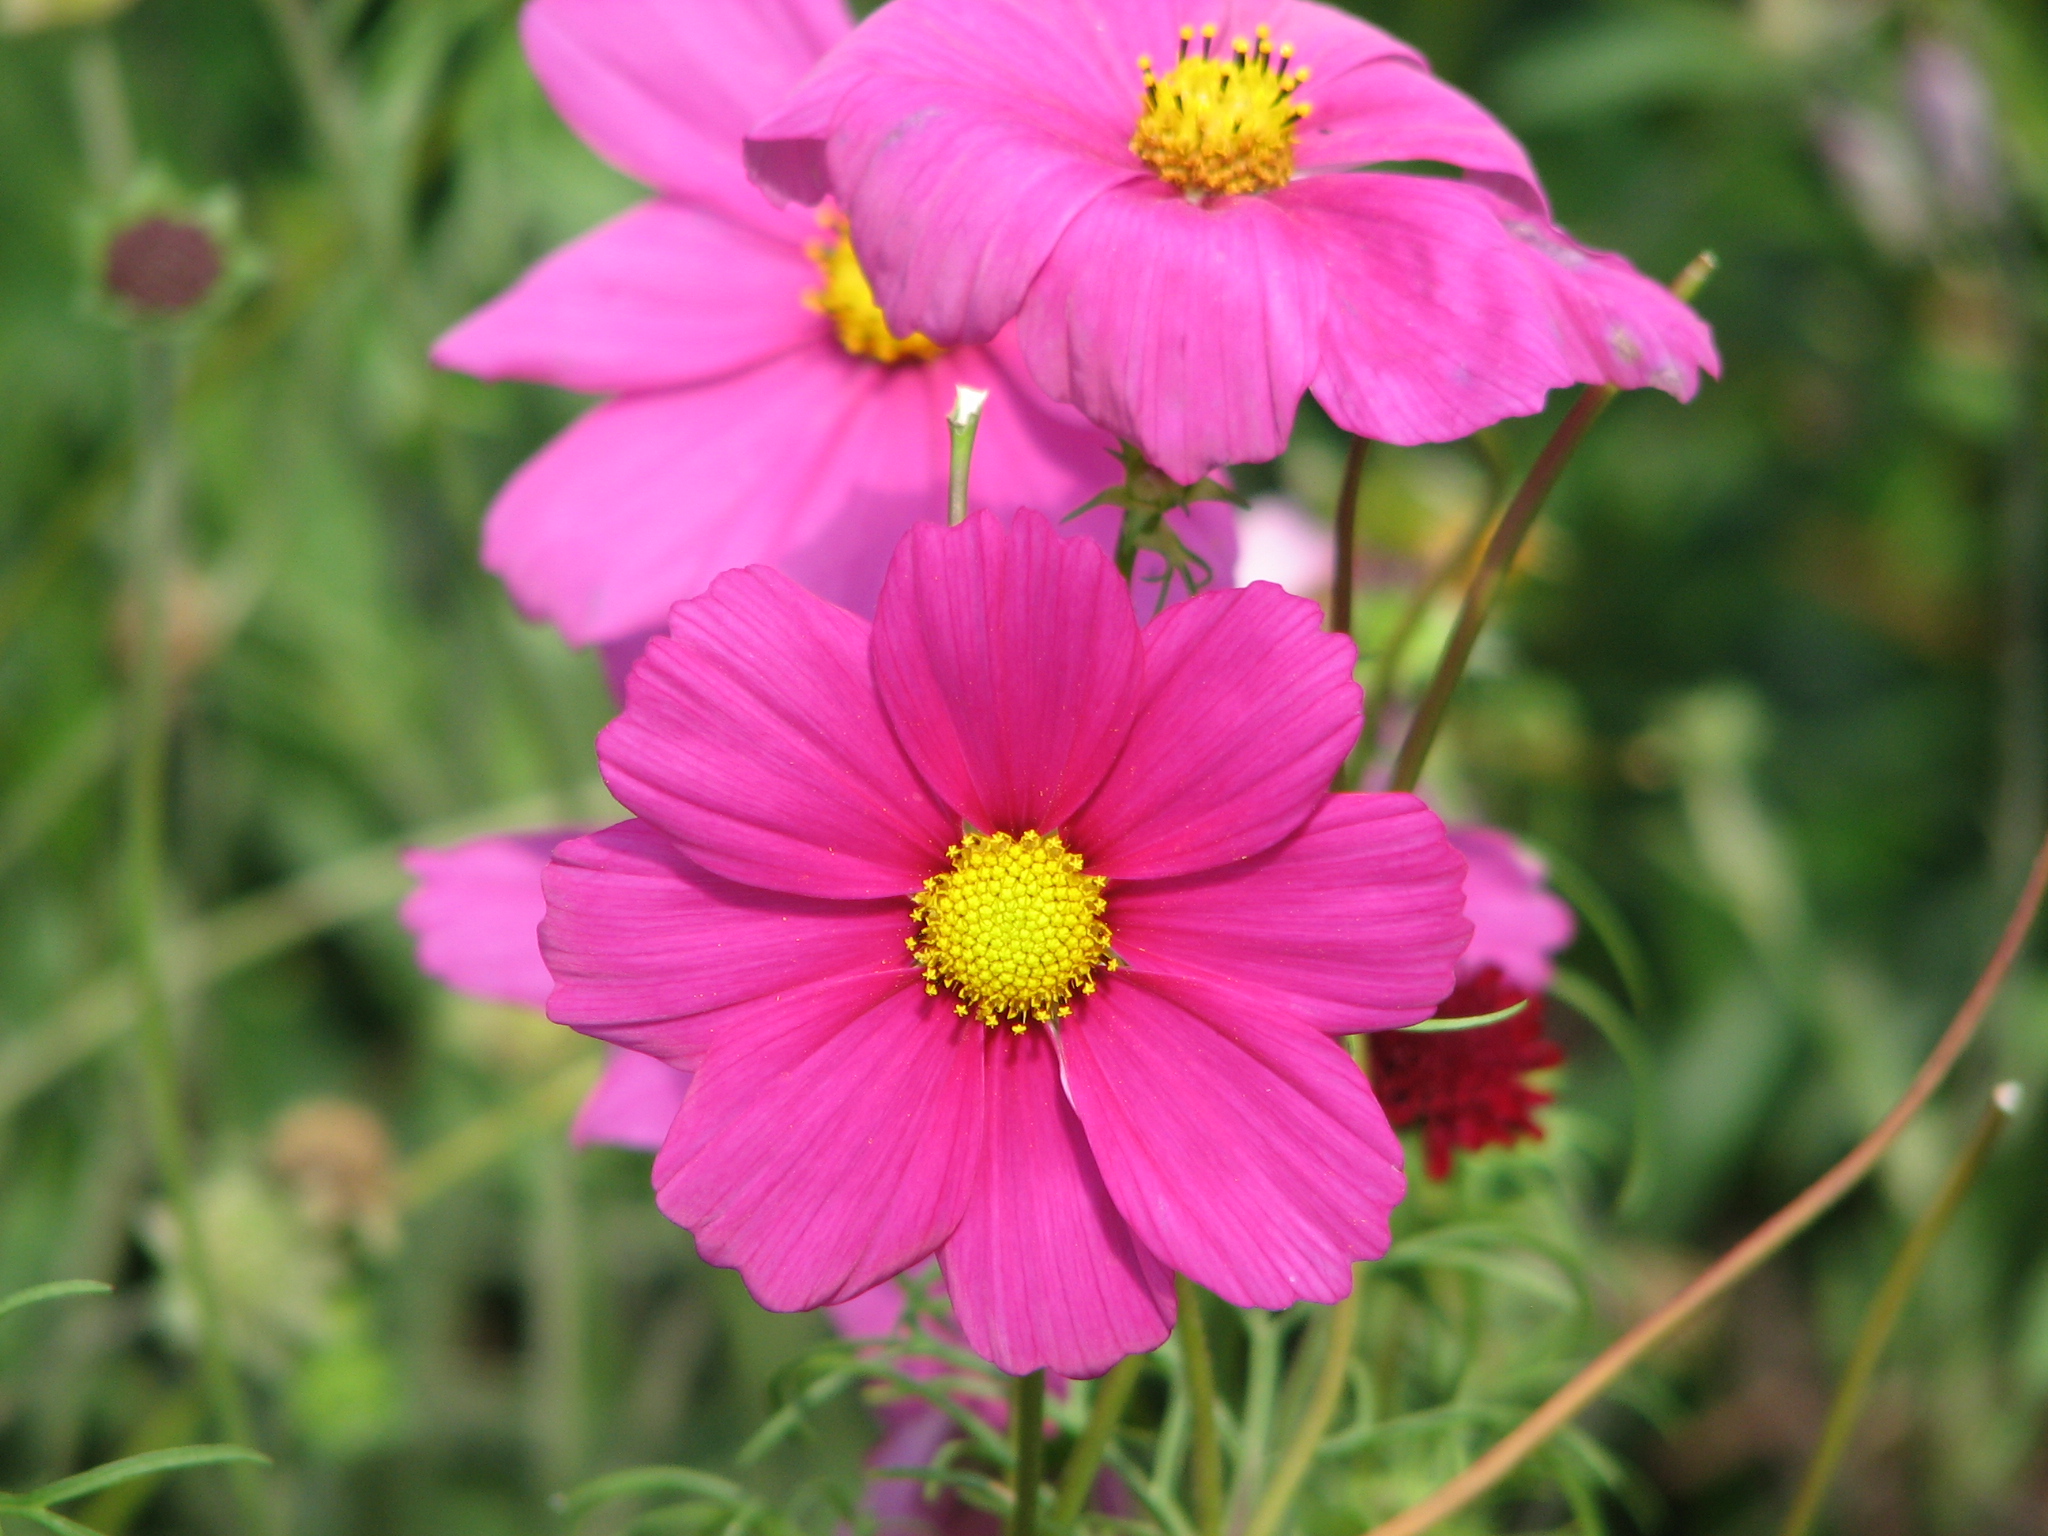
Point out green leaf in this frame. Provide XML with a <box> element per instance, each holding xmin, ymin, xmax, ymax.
<box><xmin>26</xmin><ymin>1446</ymin><xmax>269</xmax><ymax>1508</ymax></box>
<box><xmin>1549</xmin><ymin>968</ymin><xmax>1659</xmax><ymax>1217</ymax></box>
<box><xmin>736</xmin><ymin>1365</ymin><xmax>860</xmax><ymax>1467</ymax></box>
<box><xmin>0</xmin><ymin>1281</ymin><xmax>111</xmax><ymax>1325</ymax></box>
<box><xmin>1529</xmin><ymin>841</ymin><xmax>1654</xmax><ymax>1019</ymax></box>
<box><xmin>1400</xmin><ymin>998</ymin><xmax>1529</xmax><ymax>1033</ymax></box>
<box><xmin>3</xmin><ymin>1504</ymin><xmax>105</xmax><ymax>1536</ymax></box>
<box><xmin>555</xmin><ymin>1467</ymin><xmax>746</xmax><ymax>1519</ymax></box>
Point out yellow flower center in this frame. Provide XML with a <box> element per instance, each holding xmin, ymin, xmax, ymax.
<box><xmin>805</xmin><ymin>211</ymin><xmax>944</xmax><ymax>364</ymax></box>
<box><xmin>909</xmin><ymin>831</ymin><xmax>1118</xmax><ymax>1032</ymax></box>
<box><xmin>1132</xmin><ymin>23</ymin><xmax>1311</xmax><ymax>198</ymax></box>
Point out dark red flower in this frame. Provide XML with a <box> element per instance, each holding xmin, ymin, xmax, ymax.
<box><xmin>1369</xmin><ymin>967</ymin><xmax>1564</xmax><ymax>1180</ymax></box>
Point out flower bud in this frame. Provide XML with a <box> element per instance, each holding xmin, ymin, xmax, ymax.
<box><xmin>103</xmin><ymin>214</ymin><xmax>223</xmax><ymax>314</ymax></box>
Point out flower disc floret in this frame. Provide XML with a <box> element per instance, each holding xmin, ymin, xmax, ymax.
<box><xmin>1132</xmin><ymin>24</ymin><xmax>1310</xmax><ymax>197</ymax></box>
<box><xmin>806</xmin><ymin>211</ymin><xmax>944</xmax><ymax>363</ymax></box>
<box><xmin>909</xmin><ymin>830</ymin><xmax>1115</xmax><ymax>1029</ymax></box>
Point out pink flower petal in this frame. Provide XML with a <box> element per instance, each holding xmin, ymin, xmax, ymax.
<box><xmin>1291</xmin><ymin>51</ymin><xmax>1541</xmax><ymax>207</ymax></box>
<box><xmin>871</xmin><ymin>512</ymin><xmax>1142</xmax><ymax>834</ymax></box>
<box><xmin>938</xmin><ymin>1027</ymin><xmax>1175</xmax><ymax>1378</ymax></box>
<box><xmin>600</xmin><ymin>569</ymin><xmax>955</xmax><ymax>898</ymax></box>
<box><xmin>769</xmin><ymin>337</ymin><xmax>1124</xmax><ymax>618</ymax></box>
<box><xmin>542</xmin><ymin>820</ymin><xmax>916</xmax><ymax>1065</ymax></box>
<box><xmin>1448</xmin><ymin>824</ymin><xmax>1575</xmax><ymax>992</ymax></box>
<box><xmin>1483</xmin><ymin>190</ymin><xmax>1721</xmax><ymax>401</ymax></box>
<box><xmin>1112</xmin><ymin>793</ymin><xmax>1468</xmax><ymax>1033</ymax></box>
<box><xmin>431</xmin><ymin>200</ymin><xmax>822</xmax><ymax>395</ymax></box>
<box><xmin>479</xmin><ymin>351</ymin><xmax>873</xmax><ymax>647</ymax></box>
<box><xmin>524</xmin><ymin>0</ymin><xmax>847</xmax><ymax>204</ymax></box>
<box><xmin>399</xmin><ymin>832</ymin><xmax>568</xmax><ymax>1009</ymax></box>
<box><xmin>1017</xmin><ymin>181</ymin><xmax>1327</xmax><ymax>482</ymax></box>
<box><xmin>570</xmin><ymin>1047</ymin><xmax>694</xmax><ymax>1151</ymax></box>
<box><xmin>1283</xmin><ymin>172</ymin><xmax>1569</xmax><ymax>445</ymax></box>
<box><xmin>747</xmin><ymin>0</ymin><xmax>1144</xmax><ymax>343</ymax></box>
<box><xmin>654</xmin><ymin>985</ymin><xmax>984</xmax><ymax>1311</ymax></box>
<box><xmin>1068</xmin><ymin>582</ymin><xmax>1358</xmax><ymax>879</ymax></box>
<box><xmin>1061</xmin><ymin>978</ymin><xmax>1405</xmax><ymax>1309</ymax></box>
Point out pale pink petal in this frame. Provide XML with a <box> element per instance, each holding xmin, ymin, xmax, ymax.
<box><xmin>826</xmin><ymin>1278</ymin><xmax>908</xmax><ymax>1342</ymax></box>
<box><xmin>570</xmin><ymin>1047</ymin><xmax>694</xmax><ymax>1151</ymax></box>
<box><xmin>654</xmin><ymin>986</ymin><xmax>984</xmax><ymax>1310</ymax></box>
<box><xmin>431</xmin><ymin>200</ymin><xmax>822</xmax><ymax>395</ymax></box>
<box><xmin>1067</xmin><ymin>582</ymin><xmax>1358</xmax><ymax>879</ymax></box>
<box><xmin>524</xmin><ymin>0</ymin><xmax>847</xmax><ymax>204</ymax></box>
<box><xmin>1061</xmin><ymin>978</ymin><xmax>1404</xmax><ymax>1309</ymax></box>
<box><xmin>399</xmin><ymin>832</ymin><xmax>567</xmax><ymax>1009</ymax></box>
<box><xmin>1112</xmin><ymin>793</ymin><xmax>1468</xmax><ymax>1033</ymax></box>
<box><xmin>601</xmin><ymin>570</ymin><xmax>954</xmax><ymax>898</ymax></box>
<box><xmin>1233</xmin><ymin>497</ymin><xmax>1332</xmax><ymax>598</ymax></box>
<box><xmin>871</xmin><ymin>512</ymin><xmax>1142</xmax><ymax>834</ymax></box>
<box><xmin>1282</xmin><ymin>172</ymin><xmax>1570</xmax><ymax>445</ymax></box>
<box><xmin>541</xmin><ymin>820</ymin><xmax>915</xmax><ymax>1065</ymax></box>
<box><xmin>747</xmin><ymin>0</ymin><xmax>1146</xmax><ymax>343</ymax></box>
<box><xmin>1447</xmin><ymin>824</ymin><xmax>1575</xmax><ymax>992</ymax></box>
<box><xmin>1484</xmin><ymin>191</ymin><xmax>1721</xmax><ymax>401</ymax></box>
<box><xmin>938</xmin><ymin>1028</ymin><xmax>1175</xmax><ymax>1378</ymax></box>
<box><xmin>1018</xmin><ymin>181</ymin><xmax>1327</xmax><ymax>482</ymax></box>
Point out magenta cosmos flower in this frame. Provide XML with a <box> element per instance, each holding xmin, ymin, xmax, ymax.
<box><xmin>539</xmin><ymin>510</ymin><xmax>1470</xmax><ymax>1376</ymax></box>
<box><xmin>746</xmin><ymin>0</ymin><xmax>1720</xmax><ymax>483</ymax></box>
<box><xmin>400</xmin><ymin>835</ymin><xmax>691</xmax><ymax>1150</ymax></box>
<box><xmin>435</xmin><ymin>0</ymin><xmax>1234</xmax><ymax>647</ymax></box>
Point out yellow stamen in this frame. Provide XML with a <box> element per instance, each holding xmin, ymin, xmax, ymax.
<box><xmin>1132</xmin><ymin>19</ymin><xmax>1312</xmax><ymax>198</ymax></box>
<box><xmin>908</xmin><ymin>830</ymin><xmax>1118</xmax><ymax>1032</ymax></box>
<box><xmin>805</xmin><ymin>210</ymin><xmax>944</xmax><ymax>364</ymax></box>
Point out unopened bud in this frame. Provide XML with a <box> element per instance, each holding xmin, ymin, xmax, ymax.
<box><xmin>104</xmin><ymin>215</ymin><xmax>222</xmax><ymax>314</ymax></box>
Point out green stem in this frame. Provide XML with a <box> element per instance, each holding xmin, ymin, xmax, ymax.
<box><xmin>1357</xmin><ymin>494</ymin><xmax>1496</xmax><ymax>779</ymax></box>
<box><xmin>1010</xmin><ymin>1370</ymin><xmax>1047</xmax><ymax>1536</ymax></box>
<box><xmin>1328</xmin><ymin>437</ymin><xmax>1368</xmax><ymax>639</ymax></box>
<box><xmin>1241</xmin><ymin>1289</ymin><xmax>1359</xmax><ymax>1536</ymax></box>
<box><xmin>948</xmin><ymin>386</ymin><xmax>989</xmax><ymax>527</ymax></box>
<box><xmin>1387</xmin><ymin>252</ymin><xmax>1716</xmax><ymax>795</ymax></box>
<box><xmin>1776</xmin><ymin>1085</ymin><xmax>2020</xmax><ymax>1536</ymax></box>
<box><xmin>1174</xmin><ymin>1276</ymin><xmax>1224</xmax><ymax>1536</ymax></box>
<box><xmin>1051</xmin><ymin>1356</ymin><xmax>1143</xmax><ymax>1528</ymax></box>
<box><xmin>1386</xmin><ymin>385</ymin><xmax>1613</xmax><ymax>794</ymax></box>
<box><xmin>523</xmin><ymin>1141</ymin><xmax>587</xmax><ymax>1494</ymax></box>
<box><xmin>120</xmin><ymin>336</ymin><xmax>265</xmax><ymax>1531</ymax></box>
<box><xmin>67</xmin><ymin>30</ymin><xmax>136</xmax><ymax>199</ymax></box>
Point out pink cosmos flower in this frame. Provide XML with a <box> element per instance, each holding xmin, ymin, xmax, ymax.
<box><xmin>539</xmin><ymin>510</ymin><xmax>1471</xmax><ymax>1377</ymax></box>
<box><xmin>1445</xmin><ymin>823</ymin><xmax>1574</xmax><ymax>992</ymax></box>
<box><xmin>1369</xmin><ymin>823</ymin><xmax>1574</xmax><ymax>1177</ymax></box>
<box><xmin>399</xmin><ymin>835</ymin><xmax>691</xmax><ymax>1150</ymax></box>
<box><xmin>436</xmin><ymin>0</ymin><xmax>1233</xmax><ymax>647</ymax></box>
<box><xmin>746</xmin><ymin>0</ymin><xmax>1720</xmax><ymax>484</ymax></box>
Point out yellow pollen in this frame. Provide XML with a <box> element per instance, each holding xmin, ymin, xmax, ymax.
<box><xmin>1132</xmin><ymin>20</ymin><xmax>1311</xmax><ymax>198</ymax></box>
<box><xmin>908</xmin><ymin>831</ymin><xmax>1118</xmax><ymax>1032</ymax></box>
<box><xmin>805</xmin><ymin>210</ymin><xmax>944</xmax><ymax>364</ymax></box>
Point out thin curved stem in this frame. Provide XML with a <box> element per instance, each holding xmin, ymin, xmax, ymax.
<box><xmin>1052</xmin><ymin>1355</ymin><xmax>1144</xmax><ymax>1528</ymax></box>
<box><xmin>1329</xmin><ymin>437</ymin><xmax>1368</xmax><ymax>640</ymax></box>
<box><xmin>1357</xmin><ymin>497</ymin><xmax>1495</xmax><ymax>779</ymax></box>
<box><xmin>1241</xmin><ymin>1288</ymin><xmax>1359</xmax><ymax>1536</ymax></box>
<box><xmin>121</xmin><ymin>336</ymin><xmax>265</xmax><ymax>1532</ymax></box>
<box><xmin>1010</xmin><ymin>1370</ymin><xmax>1047</xmax><ymax>1536</ymax></box>
<box><xmin>1174</xmin><ymin>1276</ymin><xmax>1224</xmax><ymax>1536</ymax></box>
<box><xmin>1362</xmin><ymin>825</ymin><xmax>2048</xmax><ymax>1536</ymax></box>
<box><xmin>1386</xmin><ymin>386</ymin><xmax>1612</xmax><ymax>794</ymax></box>
<box><xmin>1386</xmin><ymin>252</ymin><xmax>1715</xmax><ymax>795</ymax></box>
<box><xmin>1776</xmin><ymin>1085</ymin><xmax>2020</xmax><ymax>1536</ymax></box>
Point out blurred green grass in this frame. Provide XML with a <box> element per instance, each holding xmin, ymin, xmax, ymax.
<box><xmin>2</xmin><ymin>0</ymin><xmax>2046</xmax><ymax>1531</ymax></box>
